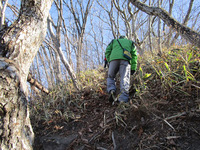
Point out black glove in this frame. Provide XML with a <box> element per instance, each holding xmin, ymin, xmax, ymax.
<box><xmin>104</xmin><ymin>60</ymin><xmax>108</xmax><ymax>68</ymax></box>
<box><xmin>131</xmin><ymin>70</ymin><xmax>135</xmax><ymax>75</ymax></box>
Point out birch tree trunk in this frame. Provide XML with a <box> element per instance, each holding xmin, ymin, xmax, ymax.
<box><xmin>148</xmin><ymin>0</ymin><xmax>153</xmax><ymax>53</ymax></box>
<box><xmin>0</xmin><ymin>0</ymin><xmax>8</xmax><ymax>29</ymax></box>
<box><xmin>157</xmin><ymin>0</ymin><xmax>162</xmax><ymax>55</ymax></box>
<box><xmin>0</xmin><ymin>0</ymin><xmax>53</xmax><ymax>149</ymax></box>
<box><xmin>129</xmin><ymin>0</ymin><xmax>200</xmax><ymax>48</ymax></box>
<box><xmin>64</xmin><ymin>33</ymin><xmax>73</xmax><ymax>69</ymax></box>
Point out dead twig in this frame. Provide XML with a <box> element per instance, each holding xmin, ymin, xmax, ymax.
<box><xmin>112</xmin><ymin>131</ymin><xmax>117</xmax><ymax>150</ymax></box>
<box><xmin>166</xmin><ymin>136</ymin><xmax>181</xmax><ymax>140</ymax></box>
<box><xmin>164</xmin><ymin>112</ymin><xmax>186</xmax><ymax>120</ymax></box>
<box><xmin>163</xmin><ymin>119</ymin><xmax>175</xmax><ymax>131</ymax></box>
<box><xmin>191</xmin><ymin>127</ymin><xmax>200</xmax><ymax>137</ymax></box>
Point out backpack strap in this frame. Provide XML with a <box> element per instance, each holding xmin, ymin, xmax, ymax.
<box><xmin>117</xmin><ymin>39</ymin><xmax>124</xmax><ymax>51</ymax></box>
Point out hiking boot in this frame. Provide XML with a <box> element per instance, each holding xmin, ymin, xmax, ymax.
<box><xmin>109</xmin><ymin>90</ymin><xmax>115</xmax><ymax>103</ymax></box>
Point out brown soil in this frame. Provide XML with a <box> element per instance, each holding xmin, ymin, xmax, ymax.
<box><xmin>32</xmin><ymin>90</ymin><xmax>200</xmax><ymax>150</ymax></box>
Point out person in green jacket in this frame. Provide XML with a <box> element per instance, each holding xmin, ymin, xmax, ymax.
<box><xmin>105</xmin><ymin>35</ymin><xmax>137</xmax><ymax>103</ymax></box>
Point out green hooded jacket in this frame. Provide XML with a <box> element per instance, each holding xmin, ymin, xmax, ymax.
<box><xmin>105</xmin><ymin>37</ymin><xmax>137</xmax><ymax>71</ymax></box>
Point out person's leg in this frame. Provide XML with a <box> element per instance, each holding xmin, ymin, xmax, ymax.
<box><xmin>107</xmin><ymin>60</ymin><xmax>120</xmax><ymax>93</ymax></box>
<box><xmin>118</xmin><ymin>60</ymin><xmax>131</xmax><ymax>102</ymax></box>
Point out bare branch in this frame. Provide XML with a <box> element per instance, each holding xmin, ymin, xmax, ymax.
<box><xmin>129</xmin><ymin>0</ymin><xmax>200</xmax><ymax>48</ymax></box>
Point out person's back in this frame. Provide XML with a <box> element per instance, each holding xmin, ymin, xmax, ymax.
<box><xmin>106</xmin><ymin>38</ymin><xmax>134</xmax><ymax>61</ymax></box>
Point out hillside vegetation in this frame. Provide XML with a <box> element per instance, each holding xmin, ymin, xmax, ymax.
<box><xmin>30</xmin><ymin>45</ymin><xmax>200</xmax><ymax>150</ymax></box>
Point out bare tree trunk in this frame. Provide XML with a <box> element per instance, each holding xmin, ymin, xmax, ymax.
<box><xmin>77</xmin><ymin>38</ymin><xmax>82</xmax><ymax>73</ymax></box>
<box><xmin>35</xmin><ymin>54</ymin><xmax>42</xmax><ymax>83</ymax></box>
<box><xmin>47</xmin><ymin>42</ymin><xmax>62</xmax><ymax>84</ymax></box>
<box><xmin>90</xmin><ymin>18</ymin><xmax>101</xmax><ymax>65</ymax></box>
<box><xmin>0</xmin><ymin>64</ymin><xmax>34</xmax><ymax>149</ymax></box>
<box><xmin>191</xmin><ymin>12</ymin><xmax>200</xmax><ymax>30</ymax></box>
<box><xmin>0</xmin><ymin>0</ymin><xmax>53</xmax><ymax>149</ymax></box>
<box><xmin>65</xmin><ymin>0</ymin><xmax>93</xmax><ymax>73</ymax></box>
<box><xmin>157</xmin><ymin>0</ymin><xmax>162</xmax><ymax>55</ymax></box>
<box><xmin>55</xmin><ymin>44</ymin><xmax>80</xmax><ymax>90</ymax></box>
<box><xmin>47</xmin><ymin>3</ymin><xmax>80</xmax><ymax>90</ymax></box>
<box><xmin>54</xmin><ymin>48</ymin><xmax>63</xmax><ymax>84</ymax></box>
<box><xmin>64</xmin><ymin>33</ymin><xmax>73</xmax><ymax>69</ymax></box>
<box><xmin>38</xmin><ymin>48</ymin><xmax>52</xmax><ymax>88</ymax></box>
<box><xmin>148</xmin><ymin>0</ymin><xmax>153</xmax><ymax>54</ymax></box>
<box><xmin>129</xmin><ymin>0</ymin><xmax>200</xmax><ymax>48</ymax></box>
<box><xmin>0</xmin><ymin>0</ymin><xmax>8</xmax><ymax>29</ymax></box>
<box><xmin>170</xmin><ymin>0</ymin><xmax>194</xmax><ymax>46</ymax></box>
<box><xmin>44</xmin><ymin>46</ymin><xmax>55</xmax><ymax>87</ymax></box>
<box><xmin>166</xmin><ymin>0</ymin><xmax>174</xmax><ymax>48</ymax></box>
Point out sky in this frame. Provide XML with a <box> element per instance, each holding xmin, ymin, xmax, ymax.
<box><xmin>5</xmin><ymin>0</ymin><xmax>200</xmax><ymax>33</ymax></box>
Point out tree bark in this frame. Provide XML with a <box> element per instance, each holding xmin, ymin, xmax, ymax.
<box><xmin>38</xmin><ymin>47</ymin><xmax>53</xmax><ymax>89</ymax></box>
<box><xmin>170</xmin><ymin>0</ymin><xmax>194</xmax><ymax>46</ymax></box>
<box><xmin>35</xmin><ymin>54</ymin><xmax>42</xmax><ymax>83</ymax></box>
<box><xmin>0</xmin><ymin>0</ymin><xmax>53</xmax><ymax>149</ymax></box>
<box><xmin>157</xmin><ymin>0</ymin><xmax>162</xmax><ymax>55</ymax></box>
<box><xmin>0</xmin><ymin>0</ymin><xmax>8</xmax><ymax>29</ymax></box>
<box><xmin>166</xmin><ymin>0</ymin><xmax>174</xmax><ymax>47</ymax></box>
<box><xmin>0</xmin><ymin>58</ymin><xmax>34</xmax><ymax>149</ymax></box>
<box><xmin>148</xmin><ymin>0</ymin><xmax>153</xmax><ymax>53</ymax></box>
<box><xmin>27</xmin><ymin>73</ymin><xmax>49</xmax><ymax>94</ymax></box>
<box><xmin>129</xmin><ymin>0</ymin><xmax>200</xmax><ymax>48</ymax></box>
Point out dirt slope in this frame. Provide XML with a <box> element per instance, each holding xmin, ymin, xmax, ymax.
<box><xmin>32</xmin><ymin>90</ymin><xmax>200</xmax><ymax>150</ymax></box>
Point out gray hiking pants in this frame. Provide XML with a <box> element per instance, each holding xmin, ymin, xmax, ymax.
<box><xmin>107</xmin><ymin>60</ymin><xmax>131</xmax><ymax>102</ymax></box>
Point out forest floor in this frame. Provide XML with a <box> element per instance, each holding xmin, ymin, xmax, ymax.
<box><xmin>32</xmin><ymin>88</ymin><xmax>200</xmax><ymax>150</ymax></box>
<box><xmin>31</xmin><ymin>46</ymin><xmax>200</xmax><ymax>150</ymax></box>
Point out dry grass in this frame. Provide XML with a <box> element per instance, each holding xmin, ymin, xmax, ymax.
<box><xmin>30</xmin><ymin>45</ymin><xmax>200</xmax><ymax>125</ymax></box>
<box><xmin>31</xmin><ymin>45</ymin><xmax>200</xmax><ymax>149</ymax></box>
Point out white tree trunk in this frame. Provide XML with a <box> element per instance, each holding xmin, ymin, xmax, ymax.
<box><xmin>0</xmin><ymin>0</ymin><xmax>8</xmax><ymax>29</ymax></box>
<box><xmin>148</xmin><ymin>0</ymin><xmax>153</xmax><ymax>53</ymax></box>
<box><xmin>157</xmin><ymin>0</ymin><xmax>162</xmax><ymax>55</ymax></box>
<box><xmin>0</xmin><ymin>0</ymin><xmax>53</xmax><ymax>149</ymax></box>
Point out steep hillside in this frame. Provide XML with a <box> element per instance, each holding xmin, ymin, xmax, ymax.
<box><xmin>30</xmin><ymin>45</ymin><xmax>200</xmax><ymax>150</ymax></box>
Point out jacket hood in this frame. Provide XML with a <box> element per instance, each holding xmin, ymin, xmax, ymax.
<box><xmin>119</xmin><ymin>35</ymin><xmax>127</xmax><ymax>39</ymax></box>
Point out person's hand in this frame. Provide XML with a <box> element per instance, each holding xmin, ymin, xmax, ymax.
<box><xmin>131</xmin><ymin>70</ymin><xmax>135</xmax><ymax>75</ymax></box>
<box><xmin>104</xmin><ymin>60</ymin><xmax>108</xmax><ymax>68</ymax></box>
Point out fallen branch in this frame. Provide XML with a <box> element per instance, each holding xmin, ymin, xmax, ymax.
<box><xmin>27</xmin><ymin>73</ymin><xmax>49</xmax><ymax>94</ymax></box>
